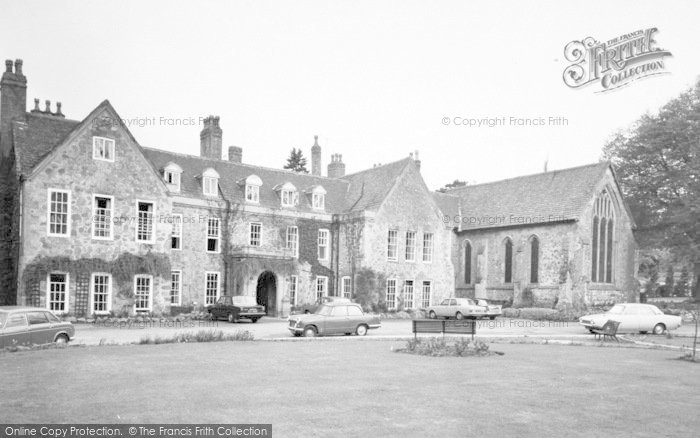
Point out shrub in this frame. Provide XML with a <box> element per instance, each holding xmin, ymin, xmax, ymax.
<box><xmin>138</xmin><ymin>329</ymin><xmax>254</xmax><ymax>345</ymax></box>
<box><xmin>397</xmin><ymin>337</ymin><xmax>502</xmax><ymax>357</ymax></box>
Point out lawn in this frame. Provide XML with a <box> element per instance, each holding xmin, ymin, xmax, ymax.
<box><xmin>1</xmin><ymin>340</ymin><xmax>698</xmax><ymax>437</ymax></box>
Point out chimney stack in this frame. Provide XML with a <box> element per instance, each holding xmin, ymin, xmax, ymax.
<box><xmin>413</xmin><ymin>150</ymin><xmax>421</xmax><ymax>172</ymax></box>
<box><xmin>1</xmin><ymin>59</ymin><xmax>27</xmax><ymax>157</ymax></box>
<box><xmin>228</xmin><ymin>146</ymin><xmax>242</xmax><ymax>163</ymax></box>
<box><xmin>200</xmin><ymin>115</ymin><xmax>223</xmax><ymax>160</ymax></box>
<box><xmin>311</xmin><ymin>135</ymin><xmax>321</xmax><ymax>176</ymax></box>
<box><xmin>327</xmin><ymin>153</ymin><xmax>346</xmax><ymax>178</ymax></box>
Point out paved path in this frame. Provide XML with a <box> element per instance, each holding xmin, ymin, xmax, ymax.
<box><xmin>71</xmin><ymin>317</ymin><xmax>698</xmax><ymax>345</ymax></box>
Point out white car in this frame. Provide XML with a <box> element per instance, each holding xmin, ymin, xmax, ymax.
<box><xmin>579</xmin><ymin>303</ymin><xmax>682</xmax><ymax>335</ymax></box>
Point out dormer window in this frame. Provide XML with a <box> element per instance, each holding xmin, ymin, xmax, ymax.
<box><xmin>308</xmin><ymin>186</ymin><xmax>327</xmax><ymax>210</ymax></box>
<box><xmin>245</xmin><ymin>175</ymin><xmax>262</xmax><ymax>204</ymax></box>
<box><xmin>163</xmin><ymin>163</ymin><xmax>182</xmax><ymax>193</ymax></box>
<box><xmin>275</xmin><ymin>182</ymin><xmax>298</xmax><ymax>207</ymax></box>
<box><xmin>202</xmin><ymin>168</ymin><xmax>219</xmax><ymax>197</ymax></box>
<box><xmin>92</xmin><ymin>137</ymin><xmax>115</xmax><ymax>162</ymax></box>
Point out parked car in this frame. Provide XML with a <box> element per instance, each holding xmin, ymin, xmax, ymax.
<box><xmin>299</xmin><ymin>296</ymin><xmax>351</xmax><ymax>314</ymax></box>
<box><xmin>208</xmin><ymin>295</ymin><xmax>266</xmax><ymax>323</ymax></box>
<box><xmin>288</xmin><ymin>302</ymin><xmax>381</xmax><ymax>337</ymax></box>
<box><xmin>579</xmin><ymin>303</ymin><xmax>682</xmax><ymax>335</ymax></box>
<box><xmin>475</xmin><ymin>299</ymin><xmax>502</xmax><ymax>320</ymax></box>
<box><xmin>426</xmin><ymin>298</ymin><xmax>487</xmax><ymax>320</ymax></box>
<box><xmin>0</xmin><ymin>306</ymin><xmax>75</xmax><ymax>348</ymax></box>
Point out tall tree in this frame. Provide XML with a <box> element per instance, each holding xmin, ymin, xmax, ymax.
<box><xmin>437</xmin><ymin>179</ymin><xmax>467</xmax><ymax>193</ymax></box>
<box><xmin>283</xmin><ymin>148</ymin><xmax>309</xmax><ymax>173</ymax></box>
<box><xmin>603</xmin><ymin>78</ymin><xmax>700</xmax><ymax>299</ymax></box>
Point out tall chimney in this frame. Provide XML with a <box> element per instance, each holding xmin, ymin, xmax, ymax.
<box><xmin>327</xmin><ymin>153</ymin><xmax>346</xmax><ymax>178</ymax></box>
<box><xmin>1</xmin><ymin>59</ymin><xmax>27</xmax><ymax>157</ymax></box>
<box><xmin>228</xmin><ymin>146</ymin><xmax>242</xmax><ymax>163</ymax></box>
<box><xmin>200</xmin><ymin>115</ymin><xmax>222</xmax><ymax>160</ymax></box>
<box><xmin>311</xmin><ymin>135</ymin><xmax>321</xmax><ymax>176</ymax></box>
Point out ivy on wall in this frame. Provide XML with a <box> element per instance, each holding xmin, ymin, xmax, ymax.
<box><xmin>21</xmin><ymin>251</ymin><xmax>171</xmax><ymax>296</ymax></box>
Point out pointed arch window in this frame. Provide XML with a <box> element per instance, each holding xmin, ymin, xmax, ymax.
<box><xmin>592</xmin><ymin>190</ymin><xmax>615</xmax><ymax>283</ymax></box>
<box><xmin>530</xmin><ymin>236</ymin><xmax>539</xmax><ymax>283</ymax></box>
<box><xmin>504</xmin><ymin>238</ymin><xmax>513</xmax><ymax>284</ymax></box>
<box><xmin>464</xmin><ymin>241</ymin><xmax>472</xmax><ymax>284</ymax></box>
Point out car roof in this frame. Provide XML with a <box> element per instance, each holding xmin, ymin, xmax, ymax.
<box><xmin>322</xmin><ymin>301</ymin><xmax>359</xmax><ymax>307</ymax></box>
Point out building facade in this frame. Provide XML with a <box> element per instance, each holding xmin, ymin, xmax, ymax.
<box><xmin>0</xmin><ymin>59</ymin><xmax>639</xmax><ymax>315</ymax></box>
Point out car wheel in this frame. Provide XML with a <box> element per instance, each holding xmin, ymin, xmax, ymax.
<box><xmin>455</xmin><ymin>312</ymin><xmax>464</xmax><ymax>320</ymax></box>
<box><xmin>639</xmin><ymin>331</ymin><xmax>648</xmax><ymax>335</ymax></box>
<box><xmin>356</xmin><ymin>325</ymin><xmax>368</xmax><ymax>336</ymax></box>
<box><xmin>653</xmin><ymin>323</ymin><xmax>666</xmax><ymax>335</ymax></box>
<box><xmin>304</xmin><ymin>326</ymin><xmax>317</xmax><ymax>337</ymax></box>
<box><xmin>489</xmin><ymin>316</ymin><xmax>496</xmax><ymax>320</ymax></box>
<box><xmin>304</xmin><ymin>310</ymin><xmax>310</xmax><ymax>314</ymax></box>
<box><xmin>227</xmin><ymin>313</ymin><xmax>235</xmax><ymax>323</ymax></box>
<box><xmin>429</xmin><ymin>311</ymin><xmax>437</xmax><ymax>319</ymax></box>
<box><xmin>251</xmin><ymin>318</ymin><xmax>259</xmax><ymax>323</ymax></box>
<box><xmin>54</xmin><ymin>334</ymin><xmax>69</xmax><ymax>345</ymax></box>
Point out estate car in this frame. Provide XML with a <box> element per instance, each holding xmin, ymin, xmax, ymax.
<box><xmin>0</xmin><ymin>306</ymin><xmax>75</xmax><ymax>348</ymax></box>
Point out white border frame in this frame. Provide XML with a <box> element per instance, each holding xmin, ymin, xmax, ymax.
<box><xmin>403</xmin><ymin>279</ymin><xmax>415</xmax><ymax>310</ymax></box>
<box><xmin>385</xmin><ymin>278</ymin><xmax>397</xmax><ymax>310</ymax></box>
<box><xmin>46</xmin><ymin>188</ymin><xmax>71</xmax><ymax>238</ymax></box>
<box><xmin>286</xmin><ymin>226</ymin><xmax>299</xmax><ymax>258</ymax></box>
<box><xmin>405</xmin><ymin>230</ymin><xmax>417</xmax><ymax>263</ymax></box>
<box><xmin>422</xmin><ymin>232</ymin><xmax>434</xmax><ymax>264</ymax></box>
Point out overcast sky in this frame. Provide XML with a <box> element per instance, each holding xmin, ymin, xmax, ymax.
<box><xmin>2</xmin><ymin>0</ymin><xmax>699</xmax><ymax>189</ymax></box>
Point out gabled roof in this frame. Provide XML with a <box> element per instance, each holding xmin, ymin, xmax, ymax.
<box><xmin>142</xmin><ymin>147</ymin><xmax>352</xmax><ymax>213</ymax></box>
<box><xmin>340</xmin><ymin>158</ymin><xmax>413</xmax><ymax>212</ymax></box>
<box><xmin>11</xmin><ymin>113</ymin><xmax>80</xmax><ymax>175</ymax></box>
<box><xmin>432</xmin><ymin>191</ymin><xmax>461</xmax><ymax>220</ymax></box>
<box><xmin>445</xmin><ymin>162</ymin><xmax>612</xmax><ymax>230</ymax></box>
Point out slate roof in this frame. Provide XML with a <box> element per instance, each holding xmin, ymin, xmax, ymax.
<box><xmin>443</xmin><ymin>162</ymin><xmax>611</xmax><ymax>230</ymax></box>
<box><xmin>142</xmin><ymin>147</ymin><xmax>353</xmax><ymax>214</ymax></box>
<box><xmin>432</xmin><ymin>191</ymin><xmax>461</xmax><ymax>220</ymax></box>
<box><xmin>340</xmin><ymin>158</ymin><xmax>412</xmax><ymax>212</ymax></box>
<box><xmin>12</xmin><ymin>113</ymin><xmax>80</xmax><ymax>175</ymax></box>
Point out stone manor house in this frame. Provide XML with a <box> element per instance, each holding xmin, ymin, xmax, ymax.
<box><xmin>0</xmin><ymin>59</ymin><xmax>639</xmax><ymax>316</ymax></box>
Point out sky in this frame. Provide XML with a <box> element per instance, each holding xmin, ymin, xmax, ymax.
<box><xmin>2</xmin><ymin>0</ymin><xmax>699</xmax><ymax>190</ymax></box>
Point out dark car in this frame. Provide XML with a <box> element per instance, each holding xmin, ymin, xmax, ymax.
<box><xmin>0</xmin><ymin>306</ymin><xmax>75</xmax><ymax>348</ymax></box>
<box><xmin>288</xmin><ymin>301</ymin><xmax>381</xmax><ymax>337</ymax></box>
<box><xmin>208</xmin><ymin>295</ymin><xmax>266</xmax><ymax>323</ymax></box>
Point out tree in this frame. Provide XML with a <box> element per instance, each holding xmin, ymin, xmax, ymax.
<box><xmin>675</xmin><ymin>266</ymin><xmax>690</xmax><ymax>297</ymax></box>
<box><xmin>661</xmin><ymin>265</ymin><xmax>674</xmax><ymax>297</ymax></box>
<box><xmin>603</xmin><ymin>78</ymin><xmax>700</xmax><ymax>299</ymax></box>
<box><xmin>283</xmin><ymin>148</ymin><xmax>309</xmax><ymax>173</ymax></box>
<box><xmin>437</xmin><ymin>179</ymin><xmax>467</xmax><ymax>193</ymax></box>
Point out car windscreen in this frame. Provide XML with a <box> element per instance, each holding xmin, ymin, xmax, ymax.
<box><xmin>0</xmin><ymin>312</ymin><xmax>6</xmax><ymax>328</ymax></box>
<box><xmin>231</xmin><ymin>296</ymin><xmax>257</xmax><ymax>306</ymax></box>
<box><xmin>607</xmin><ymin>304</ymin><xmax>624</xmax><ymax>314</ymax></box>
<box><xmin>314</xmin><ymin>305</ymin><xmax>333</xmax><ymax>316</ymax></box>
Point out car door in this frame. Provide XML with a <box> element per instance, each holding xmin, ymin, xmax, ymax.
<box><xmin>27</xmin><ymin>311</ymin><xmax>53</xmax><ymax>344</ymax></box>
<box><xmin>617</xmin><ymin>306</ymin><xmax>639</xmax><ymax>333</ymax></box>
<box><xmin>636</xmin><ymin>306</ymin><xmax>658</xmax><ymax>332</ymax></box>
<box><xmin>0</xmin><ymin>313</ymin><xmax>30</xmax><ymax>347</ymax></box>
<box><xmin>435</xmin><ymin>299</ymin><xmax>451</xmax><ymax>317</ymax></box>
<box><xmin>324</xmin><ymin>305</ymin><xmax>350</xmax><ymax>334</ymax></box>
<box><xmin>347</xmin><ymin>305</ymin><xmax>365</xmax><ymax>330</ymax></box>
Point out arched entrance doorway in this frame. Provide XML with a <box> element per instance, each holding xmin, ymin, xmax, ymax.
<box><xmin>256</xmin><ymin>271</ymin><xmax>277</xmax><ymax>316</ymax></box>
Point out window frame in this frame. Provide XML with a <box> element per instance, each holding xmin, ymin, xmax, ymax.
<box><xmin>91</xmin><ymin>194</ymin><xmax>114</xmax><ymax>240</ymax></box>
<box><xmin>133</xmin><ymin>274</ymin><xmax>153</xmax><ymax>313</ymax></box>
<box><xmin>204</xmin><ymin>271</ymin><xmax>220</xmax><ymax>306</ymax></box>
<box><xmin>464</xmin><ymin>240</ymin><xmax>472</xmax><ymax>284</ymax></box>
<box><xmin>316</xmin><ymin>276</ymin><xmax>328</xmax><ymax>301</ymax></box>
<box><xmin>135</xmin><ymin>200</ymin><xmax>156</xmax><ymax>243</ymax></box>
<box><xmin>203</xmin><ymin>176</ymin><xmax>218</xmax><ymax>197</ymax></box>
<box><xmin>504</xmin><ymin>237</ymin><xmax>513</xmax><ymax>284</ymax></box>
<box><xmin>421</xmin><ymin>281</ymin><xmax>432</xmax><ymax>308</ymax></box>
<box><xmin>422</xmin><ymin>232</ymin><xmax>434</xmax><ymax>263</ymax></box>
<box><xmin>46</xmin><ymin>272</ymin><xmax>69</xmax><ymax>314</ymax></box>
<box><xmin>530</xmin><ymin>236</ymin><xmax>539</xmax><ymax>284</ymax></box>
<box><xmin>386</xmin><ymin>278</ymin><xmax>397</xmax><ymax>310</ymax></box>
<box><xmin>387</xmin><ymin>229</ymin><xmax>398</xmax><ymax>261</ymax></box>
<box><xmin>90</xmin><ymin>272</ymin><xmax>112</xmax><ymax>315</ymax></box>
<box><xmin>289</xmin><ymin>275</ymin><xmax>298</xmax><ymax>306</ymax></box>
<box><xmin>170</xmin><ymin>270</ymin><xmax>182</xmax><ymax>306</ymax></box>
<box><xmin>249</xmin><ymin>222</ymin><xmax>262</xmax><ymax>247</ymax></box>
<box><xmin>317</xmin><ymin>228</ymin><xmax>329</xmax><ymax>261</ymax></box>
<box><xmin>405</xmin><ymin>231</ymin><xmax>417</xmax><ymax>262</ymax></box>
<box><xmin>92</xmin><ymin>136</ymin><xmax>115</xmax><ymax>162</ymax></box>
<box><xmin>286</xmin><ymin>226</ymin><xmax>299</xmax><ymax>258</ymax></box>
<box><xmin>164</xmin><ymin>170</ymin><xmax>181</xmax><ymax>193</ymax></box>
<box><xmin>46</xmin><ymin>189</ymin><xmax>71</xmax><ymax>237</ymax></box>
<box><xmin>207</xmin><ymin>217</ymin><xmax>221</xmax><ymax>253</ymax></box>
<box><xmin>341</xmin><ymin>276</ymin><xmax>352</xmax><ymax>299</ymax></box>
<box><xmin>245</xmin><ymin>184</ymin><xmax>260</xmax><ymax>203</ymax></box>
<box><xmin>281</xmin><ymin>189</ymin><xmax>299</xmax><ymax>207</ymax></box>
<box><xmin>312</xmin><ymin>192</ymin><xmax>325</xmax><ymax>210</ymax></box>
<box><xmin>171</xmin><ymin>213</ymin><xmax>183</xmax><ymax>250</ymax></box>
<box><xmin>403</xmin><ymin>279</ymin><xmax>414</xmax><ymax>310</ymax></box>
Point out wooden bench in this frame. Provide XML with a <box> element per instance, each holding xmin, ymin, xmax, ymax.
<box><xmin>412</xmin><ymin>319</ymin><xmax>476</xmax><ymax>340</ymax></box>
<box><xmin>591</xmin><ymin>320</ymin><xmax>620</xmax><ymax>343</ymax></box>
